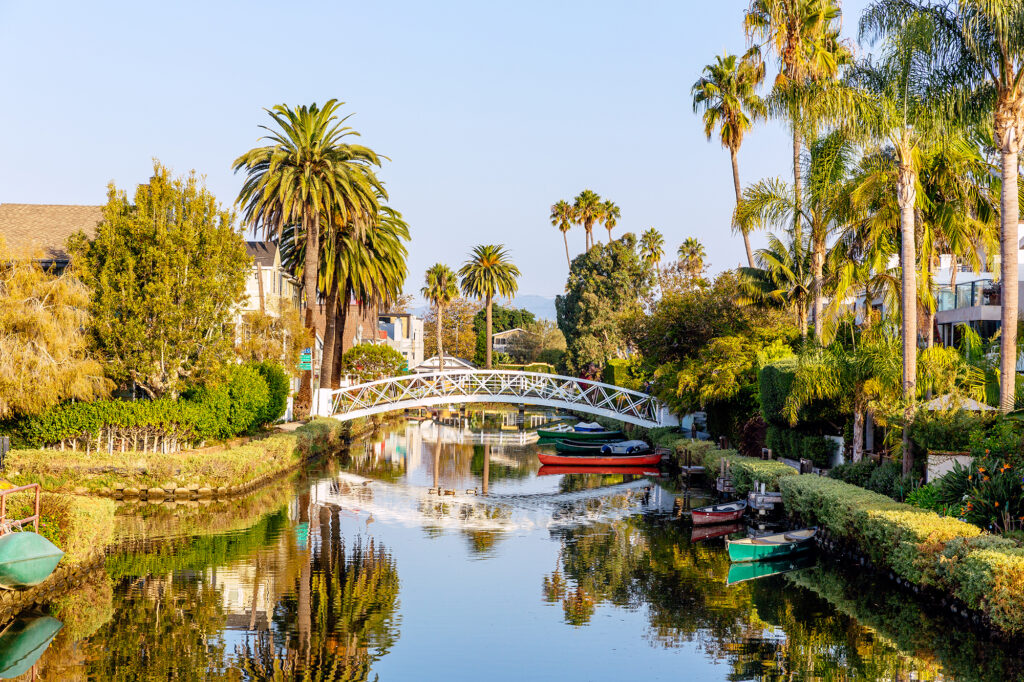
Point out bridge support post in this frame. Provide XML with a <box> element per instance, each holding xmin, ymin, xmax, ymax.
<box><xmin>517</xmin><ymin>405</ymin><xmax>525</xmax><ymax>431</ymax></box>
<box><xmin>313</xmin><ymin>389</ymin><xmax>336</xmax><ymax>418</ymax></box>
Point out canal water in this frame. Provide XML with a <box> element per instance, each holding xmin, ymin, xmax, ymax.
<box><xmin>14</xmin><ymin>418</ymin><xmax>1024</xmax><ymax>680</ymax></box>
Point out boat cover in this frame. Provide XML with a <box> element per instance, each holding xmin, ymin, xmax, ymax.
<box><xmin>574</xmin><ymin>422</ymin><xmax>605</xmax><ymax>432</ymax></box>
<box><xmin>600</xmin><ymin>440</ymin><xmax>648</xmax><ymax>454</ymax></box>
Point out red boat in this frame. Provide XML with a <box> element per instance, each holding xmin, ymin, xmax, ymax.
<box><xmin>537</xmin><ymin>452</ymin><xmax>664</xmax><ymax>467</ymax></box>
<box><xmin>690</xmin><ymin>500</ymin><xmax>747</xmax><ymax>526</ymax></box>
<box><xmin>537</xmin><ymin>465</ymin><xmax>660</xmax><ymax>476</ymax></box>
<box><xmin>690</xmin><ymin>521</ymin><xmax>744</xmax><ymax>542</ymax></box>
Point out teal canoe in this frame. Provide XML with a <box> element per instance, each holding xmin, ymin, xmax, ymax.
<box><xmin>538</xmin><ymin>427</ymin><xmax>624</xmax><ymax>442</ymax></box>
<box><xmin>554</xmin><ymin>438</ymin><xmax>624</xmax><ymax>453</ymax></box>
<box><xmin>726</xmin><ymin>552</ymin><xmax>815</xmax><ymax>585</ymax></box>
<box><xmin>0</xmin><ymin>615</ymin><xmax>62</xmax><ymax>678</ymax></box>
<box><xmin>0</xmin><ymin>532</ymin><xmax>64</xmax><ymax>590</ymax></box>
<box><xmin>726</xmin><ymin>528</ymin><xmax>817</xmax><ymax>563</ymax></box>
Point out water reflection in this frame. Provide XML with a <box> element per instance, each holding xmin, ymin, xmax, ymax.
<box><xmin>8</xmin><ymin>419</ymin><xmax>1024</xmax><ymax>680</ymax></box>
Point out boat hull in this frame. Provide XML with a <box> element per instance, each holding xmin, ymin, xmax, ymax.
<box><xmin>691</xmin><ymin>502</ymin><xmax>747</xmax><ymax>526</ymax></box>
<box><xmin>690</xmin><ymin>521</ymin><xmax>744</xmax><ymax>542</ymax></box>
<box><xmin>0</xmin><ymin>532</ymin><xmax>64</xmax><ymax>590</ymax></box>
<box><xmin>0</xmin><ymin>615</ymin><xmax>62</xmax><ymax>678</ymax></box>
<box><xmin>553</xmin><ymin>439</ymin><xmax>623</xmax><ymax>454</ymax></box>
<box><xmin>537</xmin><ymin>428</ymin><xmax>624</xmax><ymax>441</ymax></box>
<box><xmin>726</xmin><ymin>552</ymin><xmax>815</xmax><ymax>585</ymax></box>
<box><xmin>727</xmin><ymin>529</ymin><xmax>816</xmax><ymax>563</ymax></box>
<box><xmin>538</xmin><ymin>465</ymin><xmax>659</xmax><ymax>476</ymax></box>
<box><xmin>538</xmin><ymin>452</ymin><xmax>662</xmax><ymax>467</ymax></box>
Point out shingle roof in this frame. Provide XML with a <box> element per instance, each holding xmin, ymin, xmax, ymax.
<box><xmin>245</xmin><ymin>241</ymin><xmax>278</xmax><ymax>267</ymax></box>
<box><xmin>0</xmin><ymin>203</ymin><xmax>103</xmax><ymax>261</ymax></box>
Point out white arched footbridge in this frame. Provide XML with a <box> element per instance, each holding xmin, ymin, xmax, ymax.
<box><xmin>313</xmin><ymin>370</ymin><xmax>679</xmax><ymax>428</ymax></box>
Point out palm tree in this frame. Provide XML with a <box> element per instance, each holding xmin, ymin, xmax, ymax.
<box><xmin>677</xmin><ymin>238</ymin><xmax>707</xmax><ymax>282</ymax></box>
<box><xmin>550</xmin><ymin>200</ymin><xmax>574</xmax><ymax>267</ymax></box>
<box><xmin>601</xmin><ymin>200</ymin><xmax>621</xmax><ymax>244</ymax></box>
<box><xmin>458</xmin><ymin>245</ymin><xmax>521</xmax><ymax>369</ymax></box>
<box><xmin>572</xmin><ymin>190</ymin><xmax>603</xmax><ymax>250</ymax></box>
<box><xmin>691</xmin><ymin>52</ymin><xmax>767</xmax><ymax>267</ymax></box>
<box><xmin>639</xmin><ymin>228</ymin><xmax>665</xmax><ymax>267</ymax></box>
<box><xmin>863</xmin><ymin>0</ymin><xmax>1024</xmax><ymax>413</ymax></box>
<box><xmin>745</xmin><ymin>0</ymin><xmax>850</xmax><ymax>247</ymax></box>
<box><xmin>421</xmin><ymin>264</ymin><xmax>458</xmax><ymax>372</ymax></box>
<box><xmin>234</xmin><ymin>100</ymin><xmax>383</xmax><ymax>402</ymax></box>
<box><xmin>738</xmin><ymin>230</ymin><xmax>813</xmax><ymax>338</ymax></box>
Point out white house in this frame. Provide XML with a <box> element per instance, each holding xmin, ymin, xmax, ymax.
<box><xmin>491</xmin><ymin>327</ymin><xmax>534</xmax><ymax>358</ymax></box>
<box><xmin>379</xmin><ymin>312</ymin><xmax>425</xmax><ymax>369</ymax></box>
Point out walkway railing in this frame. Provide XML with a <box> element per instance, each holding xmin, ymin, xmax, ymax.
<box><xmin>315</xmin><ymin>370</ymin><xmax>678</xmax><ymax>428</ymax></box>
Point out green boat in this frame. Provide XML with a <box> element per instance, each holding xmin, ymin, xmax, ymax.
<box><xmin>537</xmin><ymin>423</ymin><xmax>624</xmax><ymax>441</ymax></box>
<box><xmin>726</xmin><ymin>552</ymin><xmax>815</xmax><ymax>585</ymax></box>
<box><xmin>0</xmin><ymin>532</ymin><xmax>64</xmax><ymax>590</ymax></box>
<box><xmin>554</xmin><ymin>438</ymin><xmax>624</xmax><ymax>453</ymax></box>
<box><xmin>0</xmin><ymin>615</ymin><xmax>62</xmax><ymax>678</ymax></box>
<box><xmin>726</xmin><ymin>527</ymin><xmax>817</xmax><ymax>564</ymax></box>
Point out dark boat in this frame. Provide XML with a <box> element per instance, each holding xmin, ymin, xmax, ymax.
<box><xmin>690</xmin><ymin>521</ymin><xmax>744</xmax><ymax>542</ymax></box>
<box><xmin>537</xmin><ymin>422</ymin><xmax>624</xmax><ymax>441</ymax></box>
<box><xmin>691</xmin><ymin>500</ymin><xmax>747</xmax><ymax>526</ymax></box>
<box><xmin>538</xmin><ymin>451</ymin><xmax>664</xmax><ymax>467</ymax></box>
<box><xmin>538</xmin><ymin>465</ymin><xmax>660</xmax><ymax>476</ymax></box>
<box><xmin>553</xmin><ymin>438</ymin><xmax>624</xmax><ymax>454</ymax></box>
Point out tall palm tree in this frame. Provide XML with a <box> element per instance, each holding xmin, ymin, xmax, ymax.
<box><xmin>550</xmin><ymin>200</ymin><xmax>574</xmax><ymax>267</ymax></box>
<box><xmin>863</xmin><ymin>0</ymin><xmax>1024</xmax><ymax>412</ymax></box>
<box><xmin>639</xmin><ymin>228</ymin><xmax>666</xmax><ymax>267</ymax></box>
<box><xmin>691</xmin><ymin>52</ymin><xmax>767</xmax><ymax>267</ymax></box>
<box><xmin>458</xmin><ymin>245</ymin><xmax>521</xmax><ymax>369</ymax></box>
<box><xmin>601</xmin><ymin>200</ymin><xmax>621</xmax><ymax>244</ymax></box>
<box><xmin>738</xmin><ymin>230</ymin><xmax>813</xmax><ymax>338</ymax></box>
<box><xmin>677</xmin><ymin>238</ymin><xmax>707</xmax><ymax>282</ymax></box>
<box><xmin>234</xmin><ymin>100</ymin><xmax>383</xmax><ymax>401</ymax></box>
<box><xmin>421</xmin><ymin>264</ymin><xmax>458</xmax><ymax>372</ymax></box>
<box><xmin>745</xmin><ymin>0</ymin><xmax>850</xmax><ymax>247</ymax></box>
<box><xmin>572</xmin><ymin>190</ymin><xmax>603</xmax><ymax>250</ymax></box>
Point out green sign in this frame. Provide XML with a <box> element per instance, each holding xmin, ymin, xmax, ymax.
<box><xmin>298</xmin><ymin>349</ymin><xmax>312</xmax><ymax>371</ymax></box>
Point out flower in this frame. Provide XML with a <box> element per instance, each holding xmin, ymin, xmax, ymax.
<box><xmin>979</xmin><ymin>466</ymin><xmax>987</xmax><ymax>473</ymax></box>
<box><xmin>995</xmin><ymin>502</ymin><xmax>1000</xmax><ymax>507</ymax></box>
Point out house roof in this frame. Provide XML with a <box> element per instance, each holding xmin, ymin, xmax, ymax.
<box><xmin>0</xmin><ymin>203</ymin><xmax>103</xmax><ymax>261</ymax></box>
<box><xmin>492</xmin><ymin>327</ymin><xmax>533</xmax><ymax>338</ymax></box>
<box><xmin>245</xmin><ymin>241</ymin><xmax>278</xmax><ymax>267</ymax></box>
<box><xmin>413</xmin><ymin>355</ymin><xmax>477</xmax><ymax>371</ymax></box>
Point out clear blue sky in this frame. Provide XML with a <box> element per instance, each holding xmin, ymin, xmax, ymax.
<box><xmin>0</xmin><ymin>0</ymin><xmax>871</xmax><ymax>299</ymax></box>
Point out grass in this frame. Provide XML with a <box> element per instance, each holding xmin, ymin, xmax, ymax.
<box><xmin>5</xmin><ymin>417</ymin><xmax>347</xmax><ymax>494</ymax></box>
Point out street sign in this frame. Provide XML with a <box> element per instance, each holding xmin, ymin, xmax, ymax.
<box><xmin>299</xmin><ymin>349</ymin><xmax>312</xmax><ymax>371</ymax></box>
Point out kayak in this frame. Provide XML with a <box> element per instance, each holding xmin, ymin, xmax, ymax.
<box><xmin>0</xmin><ymin>615</ymin><xmax>62</xmax><ymax>678</ymax></box>
<box><xmin>0</xmin><ymin>532</ymin><xmax>64</xmax><ymax>590</ymax></box>
<box><xmin>726</xmin><ymin>528</ymin><xmax>817</xmax><ymax>563</ymax></box>
<box><xmin>691</xmin><ymin>500</ymin><xmax>747</xmax><ymax>526</ymax></box>
<box><xmin>554</xmin><ymin>438</ymin><xmax>624</xmax><ymax>454</ymax></box>
<box><xmin>538</xmin><ymin>451</ymin><xmax>664</xmax><ymax>467</ymax></box>
<box><xmin>726</xmin><ymin>552</ymin><xmax>815</xmax><ymax>585</ymax></box>
<box><xmin>538</xmin><ymin>465</ymin><xmax>660</xmax><ymax>476</ymax></box>
<box><xmin>690</xmin><ymin>521</ymin><xmax>744</xmax><ymax>542</ymax></box>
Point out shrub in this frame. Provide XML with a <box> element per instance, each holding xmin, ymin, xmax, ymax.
<box><xmin>224</xmin><ymin>364</ymin><xmax>270</xmax><ymax>436</ymax></box>
<box><xmin>910</xmin><ymin>409</ymin><xmax>986</xmax><ymax>453</ymax></box>
<box><xmin>758</xmin><ymin>357</ymin><xmax>798</xmax><ymax>426</ymax></box>
<box><xmin>694</xmin><ymin>445</ymin><xmax>797</xmax><ymax>496</ymax></box>
<box><xmin>537</xmin><ymin>348</ymin><xmax>565</xmax><ymax>367</ymax></box>
<box><xmin>801</xmin><ymin>435</ymin><xmax>837</xmax><ymax>468</ymax></box>
<box><xmin>254</xmin><ymin>360</ymin><xmax>290</xmax><ymax>424</ymax></box>
<box><xmin>866</xmin><ymin>460</ymin><xmax>902</xmax><ymax>498</ymax></box>
<box><xmin>968</xmin><ymin>417</ymin><xmax>1024</xmax><ymax>465</ymax></box>
<box><xmin>935</xmin><ymin>459</ymin><xmax>972</xmax><ymax>509</ymax></box>
<box><xmin>906</xmin><ymin>483</ymin><xmax>944</xmax><ymax>513</ymax></box>
<box><xmin>829</xmin><ymin>459</ymin><xmax>877</xmax><ymax>487</ymax></box>
<box><xmin>603</xmin><ymin>359</ymin><xmax>630</xmax><ymax>387</ymax></box>
<box><xmin>340</xmin><ymin>344</ymin><xmax>408</xmax><ymax>382</ymax></box>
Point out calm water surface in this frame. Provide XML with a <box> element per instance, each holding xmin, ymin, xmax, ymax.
<box><xmin>16</xmin><ymin>418</ymin><xmax>1024</xmax><ymax>680</ymax></box>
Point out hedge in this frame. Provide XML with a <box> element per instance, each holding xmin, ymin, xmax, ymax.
<box><xmin>758</xmin><ymin>357</ymin><xmax>798</xmax><ymax>426</ymax></box>
<box><xmin>687</xmin><ymin>441</ymin><xmax>797</xmax><ymax>496</ymax></box>
<box><xmin>603</xmin><ymin>358</ymin><xmax>630</xmax><ymax>387</ymax></box>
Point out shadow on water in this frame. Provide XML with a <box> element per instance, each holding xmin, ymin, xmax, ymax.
<box><xmin>8</xmin><ymin>420</ymin><xmax>1024</xmax><ymax>680</ymax></box>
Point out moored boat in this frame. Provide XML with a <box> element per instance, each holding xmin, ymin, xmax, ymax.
<box><xmin>553</xmin><ymin>438</ymin><xmax>623</xmax><ymax>454</ymax></box>
<box><xmin>537</xmin><ymin>451</ymin><xmax>664</xmax><ymax>467</ymax></box>
<box><xmin>0</xmin><ymin>532</ymin><xmax>64</xmax><ymax>590</ymax></box>
<box><xmin>537</xmin><ymin>422</ymin><xmax>624</xmax><ymax>441</ymax></box>
<box><xmin>691</xmin><ymin>500</ymin><xmax>747</xmax><ymax>526</ymax></box>
<box><xmin>726</xmin><ymin>527</ymin><xmax>817</xmax><ymax>563</ymax></box>
<box><xmin>538</xmin><ymin>465</ymin><xmax>660</xmax><ymax>476</ymax></box>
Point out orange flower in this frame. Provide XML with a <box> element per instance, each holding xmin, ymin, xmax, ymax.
<box><xmin>979</xmin><ymin>466</ymin><xmax>987</xmax><ymax>473</ymax></box>
<box><xmin>995</xmin><ymin>502</ymin><xmax>1000</xmax><ymax>507</ymax></box>
<box><xmin>984</xmin><ymin>476</ymin><xmax>990</xmax><ymax>482</ymax></box>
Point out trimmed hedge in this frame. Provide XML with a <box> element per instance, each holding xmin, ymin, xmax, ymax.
<box><xmin>758</xmin><ymin>357</ymin><xmax>798</xmax><ymax>426</ymax></box>
<box><xmin>766</xmin><ymin>426</ymin><xmax>837</xmax><ymax>467</ymax></box>
<box><xmin>690</xmin><ymin>441</ymin><xmax>798</xmax><ymax>496</ymax></box>
<box><xmin>603</xmin><ymin>358</ymin><xmax>630</xmax><ymax>387</ymax></box>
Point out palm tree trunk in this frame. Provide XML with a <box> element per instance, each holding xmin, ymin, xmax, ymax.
<box><xmin>999</xmin><ymin>145</ymin><xmax>1020</xmax><ymax>413</ymax></box>
<box><xmin>320</xmin><ymin>283</ymin><xmax>339</xmax><ymax>388</ymax></box>
<box><xmin>852</xmin><ymin>405</ymin><xmax>864</xmax><ymax>462</ymax></box>
<box><xmin>731</xmin><ymin>146</ymin><xmax>754</xmax><ymax>268</ymax></box>
<box><xmin>485</xmin><ymin>295</ymin><xmax>493</xmax><ymax>369</ymax></box>
<box><xmin>298</xmin><ymin>211</ymin><xmax>319</xmax><ymax>412</ymax></box>
<box><xmin>332</xmin><ymin>292</ymin><xmax>349</xmax><ymax>388</ymax></box>
<box><xmin>924</xmin><ymin>257</ymin><xmax>935</xmax><ymax>349</ymax></box>
<box><xmin>897</xmin><ymin>157</ymin><xmax>918</xmax><ymax>477</ymax></box>
<box><xmin>812</xmin><ymin>236</ymin><xmax>824</xmax><ymax>340</ymax></box>
<box><xmin>437</xmin><ymin>305</ymin><xmax>445</xmax><ymax>372</ymax></box>
<box><xmin>798</xmin><ymin>300</ymin><xmax>808</xmax><ymax>340</ymax></box>
<box><xmin>792</xmin><ymin>126</ymin><xmax>803</xmax><ymax>248</ymax></box>
<box><xmin>563</xmin><ymin>232</ymin><xmax>571</xmax><ymax>267</ymax></box>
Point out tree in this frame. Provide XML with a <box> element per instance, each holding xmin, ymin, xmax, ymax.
<box><xmin>738</xmin><ymin>230</ymin><xmax>813</xmax><ymax>338</ymax></box>
<box><xmin>339</xmin><ymin>343</ymin><xmax>408</xmax><ymax>382</ymax></box>
<box><xmin>692</xmin><ymin>52</ymin><xmax>767</xmax><ymax>267</ymax></box>
<box><xmin>601</xmin><ymin>200</ymin><xmax>621</xmax><ymax>244</ymax></box>
<box><xmin>520</xmin><ymin>319</ymin><xmax>567</xmax><ymax>363</ymax></box>
<box><xmin>556</xmin><ymin>233</ymin><xmax>653</xmax><ymax>373</ymax></box>
<box><xmin>458</xmin><ymin>245</ymin><xmax>521</xmax><ymax>369</ymax></box>
<box><xmin>424</xmin><ymin>296</ymin><xmax>480</xmax><ymax>362</ymax></box>
<box><xmin>0</xmin><ymin>244</ymin><xmax>112</xmax><ymax>419</ymax></box>
<box><xmin>72</xmin><ymin>162</ymin><xmax>249</xmax><ymax>399</ymax></box>
<box><xmin>572</xmin><ymin>189</ymin><xmax>604</xmax><ymax>250</ymax></box>
<box><xmin>550</xmin><ymin>200</ymin><xmax>574</xmax><ymax>266</ymax></box>
<box><xmin>421</xmin><ymin>264</ymin><xmax>458</xmax><ymax>371</ymax></box>
<box><xmin>471</xmin><ymin>304</ymin><xmax>536</xmax><ymax>364</ymax></box>
<box><xmin>235</xmin><ymin>307</ymin><xmax>312</xmax><ymax>374</ymax></box>
<box><xmin>639</xmin><ymin>228</ymin><xmax>665</xmax><ymax>267</ymax></box>
<box><xmin>233</xmin><ymin>100</ymin><xmax>384</xmax><ymax>404</ymax></box>
<box><xmin>862</xmin><ymin>0</ymin><xmax>1024</xmax><ymax>413</ymax></box>
<box><xmin>677</xmin><ymin>237</ymin><xmax>708</xmax><ymax>283</ymax></box>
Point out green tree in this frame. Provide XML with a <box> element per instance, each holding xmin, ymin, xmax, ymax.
<box><xmin>572</xmin><ymin>189</ymin><xmax>604</xmax><ymax>251</ymax></box>
<box><xmin>233</xmin><ymin>100</ymin><xmax>383</xmax><ymax>403</ymax></box>
<box><xmin>692</xmin><ymin>52</ymin><xmax>767</xmax><ymax>267</ymax></box>
<box><xmin>638</xmin><ymin>228</ymin><xmax>665</xmax><ymax>267</ymax></box>
<box><xmin>0</xmin><ymin>244</ymin><xmax>112</xmax><ymax>419</ymax></box>
<box><xmin>601</xmin><ymin>199</ymin><xmax>621</xmax><ymax>244</ymax></box>
<box><xmin>458</xmin><ymin>245</ymin><xmax>521</xmax><ymax>369</ymax></box>
<box><xmin>556</xmin><ymin>233</ymin><xmax>653</xmax><ymax>373</ymax></box>
<box><xmin>471</xmin><ymin>304</ymin><xmax>536</xmax><ymax>364</ymax></box>
<box><xmin>340</xmin><ymin>343</ymin><xmax>408</xmax><ymax>382</ymax></box>
<box><xmin>550</xmin><ymin>199</ymin><xmax>574</xmax><ymax>266</ymax></box>
<box><xmin>677</xmin><ymin>237</ymin><xmax>708</xmax><ymax>285</ymax></box>
<box><xmin>425</xmin><ymin>296</ymin><xmax>480</xmax><ymax>362</ymax></box>
<box><xmin>738</xmin><ymin>229</ymin><xmax>813</xmax><ymax>338</ymax></box>
<box><xmin>421</xmin><ymin>264</ymin><xmax>458</xmax><ymax>371</ymax></box>
<box><xmin>236</xmin><ymin>307</ymin><xmax>312</xmax><ymax>375</ymax></box>
<box><xmin>72</xmin><ymin>162</ymin><xmax>249</xmax><ymax>399</ymax></box>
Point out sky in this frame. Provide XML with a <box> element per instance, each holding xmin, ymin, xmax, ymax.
<box><xmin>0</xmin><ymin>0</ymin><xmax>872</xmax><ymax>301</ymax></box>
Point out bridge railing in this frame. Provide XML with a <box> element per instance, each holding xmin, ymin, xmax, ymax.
<box><xmin>318</xmin><ymin>370</ymin><xmax>671</xmax><ymax>426</ymax></box>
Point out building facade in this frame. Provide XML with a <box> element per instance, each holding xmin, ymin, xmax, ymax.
<box><xmin>378</xmin><ymin>312</ymin><xmax>425</xmax><ymax>369</ymax></box>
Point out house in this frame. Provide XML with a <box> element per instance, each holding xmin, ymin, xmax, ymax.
<box><xmin>379</xmin><ymin>312</ymin><xmax>425</xmax><ymax>369</ymax></box>
<box><xmin>0</xmin><ymin>203</ymin><xmax>102</xmax><ymax>272</ymax></box>
<box><xmin>412</xmin><ymin>355</ymin><xmax>477</xmax><ymax>373</ymax></box>
<box><xmin>242</xmin><ymin>241</ymin><xmax>302</xmax><ymax>318</ymax></box>
<box><xmin>491</xmin><ymin>327</ymin><xmax>534</xmax><ymax>359</ymax></box>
